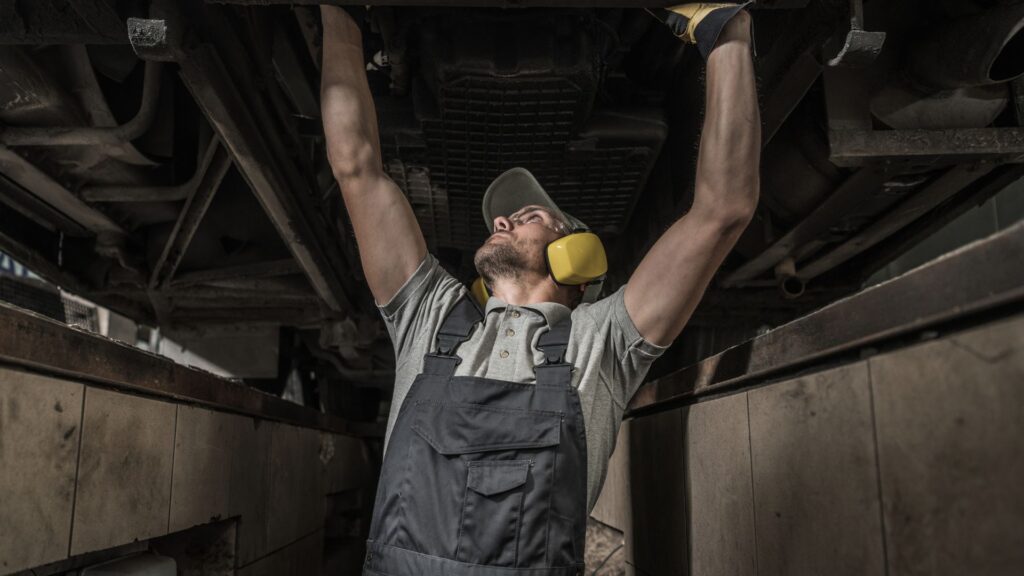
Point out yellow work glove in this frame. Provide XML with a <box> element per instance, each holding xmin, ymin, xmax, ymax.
<box><xmin>650</xmin><ymin>2</ymin><xmax>752</xmax><ymax>60</ymax></box>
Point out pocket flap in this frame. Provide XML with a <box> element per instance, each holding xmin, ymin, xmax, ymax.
<box><xmin>467</xmin><ymin>460</ymin><xmax>531</xmax><ymax>496</ymax></box>
<box><xmin>412</xmin><ymin>401</ymin><xmax>561</xmax><ymax>455</ymax></box>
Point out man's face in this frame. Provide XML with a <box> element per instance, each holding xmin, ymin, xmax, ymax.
<box><xmin>474</xmin><ymin>205</ymin><xmax>569</xmax><ymax>285</ymax></box>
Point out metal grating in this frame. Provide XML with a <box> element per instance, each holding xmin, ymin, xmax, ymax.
<box><xmin>62</xmin><ymin>296</ymin><xmax>99</xmax><ymax>332</ymax></box>
<box><xmin>400</xmin><ymin>76</ymin><xmax>664</xmax><ymax>249</ymax></box>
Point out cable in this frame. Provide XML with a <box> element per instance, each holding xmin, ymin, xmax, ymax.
<box><xmin>590</xmin><ymin>542</ymin><xmax>624</xmax><ymax>576</ymax></box>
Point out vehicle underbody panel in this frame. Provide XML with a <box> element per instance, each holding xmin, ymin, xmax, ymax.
<box><xmin>1</xmin><ymin>0</ymin><xmax>1023</xmax><ymax>403</ymax></box>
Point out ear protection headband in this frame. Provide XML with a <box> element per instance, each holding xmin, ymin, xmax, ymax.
<box><xmin>471</xmin><ymin>230</ymin><xmax>607</xmax><ymax>307</ymax></box>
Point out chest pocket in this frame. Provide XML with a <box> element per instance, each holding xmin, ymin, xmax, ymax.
<box><xmin>407</xmin><ymin>400</ymin><xmax>562</xmax><ymax>567</ymax></box>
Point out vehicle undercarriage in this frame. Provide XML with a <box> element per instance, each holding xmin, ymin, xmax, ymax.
<box><xmin>1</xmin><ymin>0</ymin><xmax>1023</xmax><ymax>424</ymax></box>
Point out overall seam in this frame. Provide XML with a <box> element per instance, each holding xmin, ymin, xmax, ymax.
<box><xmin>455</xmin><ymin>458</ymin><xmax>471</xmax><ymax>561</ymax></box>
<box><xmin>542</xmin><ymin>450</ymin><xmax>559</xmax><ymax>566</ymax></box>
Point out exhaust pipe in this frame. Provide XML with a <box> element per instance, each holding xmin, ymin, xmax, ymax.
<box><xmin>910</xmin><ymin>3</ymin><xmax>1024</xmax><ymax>90</ymax></box>
<box><xmin>774</xmin><ymin>258</ymin><xmax>806</xmax><ymax>300</ymax></box>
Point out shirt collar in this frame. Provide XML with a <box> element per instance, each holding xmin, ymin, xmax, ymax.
<box><xmin>484</xmin><ymin>296</ymin><xmax>571</xmax><ymax>326</ymax></box>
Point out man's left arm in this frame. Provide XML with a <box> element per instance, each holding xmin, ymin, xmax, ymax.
<box><xmin>624</xmin><ymin>10</ymin><xmax>760</xmax><ymax>347</ymax></box>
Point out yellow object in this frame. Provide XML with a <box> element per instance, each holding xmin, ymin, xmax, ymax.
<box><xmin>665</xmin><ymin>3</ymin><xmax>738</xmax><ymax>44</ymax></box>
<box><xmin>471</xmin><ymin>277</ymin><xmax>490</xmax><ymax>307</ymax></box>
<box><xmin>546</xmin><ymin>232</ymin><xmax>608</xmax><ymax>286</ymax></box>
<box><xmin>471</xmin><ymin>232</ymin><xmax>606</xmax><ymax>303</ymax></box>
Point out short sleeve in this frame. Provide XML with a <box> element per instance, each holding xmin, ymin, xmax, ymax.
<box><xmin>573</xmin><ymin>286</ymin><xmax>668</xmax><ymax>408</ymax></box>
<box><xmin>377</xmin><ymin>253</ymin><xmax>466</xmax><ymax>364</ymax></box>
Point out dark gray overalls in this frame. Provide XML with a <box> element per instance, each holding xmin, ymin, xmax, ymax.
<box><xmin>363</xmin><ymin>296</ymin><xmax>588</xmax><ymax>576</ymax></box>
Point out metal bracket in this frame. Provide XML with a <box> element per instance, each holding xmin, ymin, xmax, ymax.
<box><xmin>827</xmin><ymin>0</ymin><xmax>886</xmax><ymax>67</ymax></box>
<box><xmin>126</xmin><ymin>0</ymin><xmax>186</xmax><ymax>62</ymax></box>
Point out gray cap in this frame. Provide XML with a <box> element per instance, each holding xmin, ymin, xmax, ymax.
<box><xmin>482</xmin><ymin>168</ymin><xmax>587</xmax><ymax>234</ymax></box>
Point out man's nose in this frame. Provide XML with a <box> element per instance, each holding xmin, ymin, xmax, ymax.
<box><xmin>494</xmin><ymin>216</ymin><xmax>512</xmax><ymax>232</ymax></box>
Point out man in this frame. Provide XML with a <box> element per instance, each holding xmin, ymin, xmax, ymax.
<box><xmin>321</xmin><ymin>3</ymin><xmax>760</xmax><ymax>574</ymax></box>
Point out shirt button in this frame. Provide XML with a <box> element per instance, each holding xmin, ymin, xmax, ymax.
<box><xmin>506</xmin><ymin>328</ymin><xmax>515</xmax><ymax>337</ymax></box>
<box><xmin>499</xmin><ymin>350</ymin><xmax>509</xmax><ymax>359</ymax></box>
<box><xmin>511</xmin><ymin>310</ymin><xmax>521</xmax><ymax>318</ymax></box>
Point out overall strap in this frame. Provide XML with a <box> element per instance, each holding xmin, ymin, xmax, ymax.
<box><xmin>423</xmin><ymin>295</ymin><xmax>483</xmax><ymax>378</ymax></box>
<box><xmin>535</xmin><ymin>317</ymin><xmax>573</xmax><ymax>388</ymax></box>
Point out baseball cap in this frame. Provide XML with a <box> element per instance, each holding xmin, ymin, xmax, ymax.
<box><xmin>481</xmin><ymin>168</ymin><xmax>587</xmax><ymax>234</ymax></box>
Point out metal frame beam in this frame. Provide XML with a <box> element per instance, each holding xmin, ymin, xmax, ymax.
<box><xmin>0</xmin><ymin>0</ymin><xmax>128</xmax><ymax>44</ymax></box>
<box><xmin>170</xmin><ymin>258</ymin><xmax>303</xmax><ymax>287</ymax></box>
<box><xmin>149</xmin><ymin>143</ymin><xmax>233</xmax><ymax>288</ymax></box>
<box><xmin>722</xmin><ymin>166</ymin><xmax>891</xmax><ymax>287</ymax></box>
<box><xmin>763</xmin><ymin>46</ymin><xmax>821</xmax><ymax>147</ymax></box>
<box><xmin>0</xmin><ymin>145</ymin><xmax>125</xmax><ymax>238</ymax></box>
<box><xmin>829</xmin><ymin>128</ymin><xmax>1024</xmax><ymax>167</ymax></box>
<box><xmin>129</xmin><ymin>4</ymin><xmax>355</xmax><ymax>314</ymax></box>
<box><xmin>797</xmin><ymin>163</ymin><xmax>994</xmax><ymax>281</ymax></box>
<box><xmin>0</xmin><ymin>300</ymin><xmax>357</xmax><ymax>435</ymax></box>
<box><xmin>628</xmin><ymin>221</ymin><xmax>1024</xmax><ymax>416</ymax></box>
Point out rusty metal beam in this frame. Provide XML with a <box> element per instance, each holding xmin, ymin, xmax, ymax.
<box><xmin>829</xmin><ymin>127</ymin><xmax>1024</xmax><ymax>168</ymax></box>
<box><xmin>0</xmin><ymin>173</ymin><xmax>86</xmax><ymax>235</ymax></box>
<box><xmin>722</xmin><ymin>166</ymin><xmax>891</xmax><ymax>287</ymax></box>
<box><xmin>0</xmin><ymin>145</ymin><xmax>124</xmax><ymax>238</ymax></box>
<box><xmin>68</xmin><ymin>0</ymin><xmax>127</xmax><ymax>43</ymax></box>
<box><xmin>797</xmin><ymin>163</ymin><xmax>995</xmax><ymax>281</ymax></box>
<box><xmin>177</xmin><ymin>44</ymin><xmax>352</xmax><ymax>312</ymax></box>
<box><xmin>170</xmin><ymin>258</ymin><xmax>303</xmax><ymax>287</ymax></box>
<box><xmin>850</xmin><ymin>164</ymin><xmax>1024</xmax><ymax>283</ymax></box>
<box><xmin>0</xmin><ymin>0</ymin><xmax>128</xmax><ymax>44</ymax></box>
<box><xmin>0</xmin><ymin>300</ymin><xmax>357</xmax><ymax>435</ymax></box>
<box><xmin>149</xmin><ymin>143</ymin><xmax>233</xmax><ymax>288</ymax></box>
<box><xmin>763</xmin><ymin>47</ymin><xmax>821</xmax><ymax>146</ymax></box>
<box><xmin>628</xmin><ymin>220</ymin><xmax>1024</xmax><ymax>416</ymax></box>
<box><xmin>128</xmin><ymin>4</ymin><xmax>355</xmax><ymax>314</ymax></box>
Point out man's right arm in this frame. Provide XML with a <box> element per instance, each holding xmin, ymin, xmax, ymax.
<box><xmin>320</xmin><ymin>6</ymin><xmax>426</xmax><ymax>305</ymax></box>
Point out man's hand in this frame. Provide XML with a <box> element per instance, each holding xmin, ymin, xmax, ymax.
<box><xmin>654</xmin><ymin>2</ymin><xmax>753</xmax><ymax>59</ymax></box>
<box><xmin>321</xmin><ymin>6</ymin><xmax>426</xmax><ymax>305</ymax></box>
<box><xmin>624</xmin><ymin>9</ymin><xmax>759</xmax><ymax>347</ymax></box>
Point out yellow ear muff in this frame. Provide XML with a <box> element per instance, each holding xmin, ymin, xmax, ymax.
<box><xmin>471</xmin><ymin>277</ymin><xmax>490</xmax><ymax>307</ymax></box>
<box><xmin>546</xmin><ymin>232</ymin><xmax>608</xmax><ymax>286</ymax></box>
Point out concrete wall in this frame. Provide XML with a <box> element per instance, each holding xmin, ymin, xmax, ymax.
<box><xmin>593</xmin><ymin>313</ymin><xmax>1024</xmax><ymax>576</ymax></box>
<box><xmin>0</xmin><ymin>371</ymin><xmax>372</xmax><ymax>575</ymax></box>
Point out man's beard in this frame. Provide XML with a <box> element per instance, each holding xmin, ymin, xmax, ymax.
<box><xmin>474</xmin><ymin>240</ymin><xmax>541</xmax><ymax>286</ymax></box>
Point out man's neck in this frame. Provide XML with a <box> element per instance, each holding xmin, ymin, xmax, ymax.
<box><xmin>491</xmin><ymin>274</ymin><xmax>568</xmax><ymax>307</ymax></box>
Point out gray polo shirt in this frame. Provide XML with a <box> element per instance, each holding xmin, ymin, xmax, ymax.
<box><xmin>379</xmin><ymin>254</ymin><xmax>666</xmax><ymax>511</ymax></box>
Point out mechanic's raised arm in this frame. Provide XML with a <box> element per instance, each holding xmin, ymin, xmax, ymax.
<box><xmin>624</xmin><ymin>10</ymin><xmax>760</xmax><ymax>347</ymax></box>
<box><xmin>320</xmin><ymin>6</ymin><xmax>426</xmax><ymax>305</ymax></box>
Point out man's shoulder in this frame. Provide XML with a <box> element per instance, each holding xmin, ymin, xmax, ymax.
<box><xmin>570</xmin><ymin>285</ymin><xmax>626</xmax><ymax>324</ymax></box>
<box><xmin>380</xmin><ymin>253</ymin><xmax>465</xmax><ymax>320</ymax></box>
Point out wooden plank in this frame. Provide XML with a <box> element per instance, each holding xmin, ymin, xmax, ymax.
<box><xmin>590</xmin><ymin>422</ymin><xmax>632</xmax><ymax>533</ymax></box>
<box><xmin>169</xmin><ymin>406</ymin><xmax>240</xmax><ymax>532</ymax></box>
<box><xmin>265</xmin><ymin>424</ymin><xmax>326</xmax><ymax>553</ymax></box>
<box><xmin>71</xmin><ymin>388</ymin><xmax>177</xmax><ymax>555</ymax></box>
<box><xmin>0</xmin><ymin>368</ymin><xmax>83</xmax><ymax>573</ymax></box>
<box><xmin>627</xmin><ymin>409</ymin><xmax>687</xmax><ymax>575</ymax></box>
<box><xmin>684</xmin><ymin>394</ymin><xmax>756</xmax><ymax>576</ymax></box>
<box><xmin>870</xmin><ymin>315</ymin><xmax>1024</xmax><ymax>576</ymax></box>
<box><xmin>748</xmin><ymin>363</ymin><xmax>885</xmax><ymax>576</ymax></box>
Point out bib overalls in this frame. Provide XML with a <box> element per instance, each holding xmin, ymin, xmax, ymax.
<box><xmin>363</xmin><ymin>296</ymin><xmax>588</xmax><ymax>576</ymax></box>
